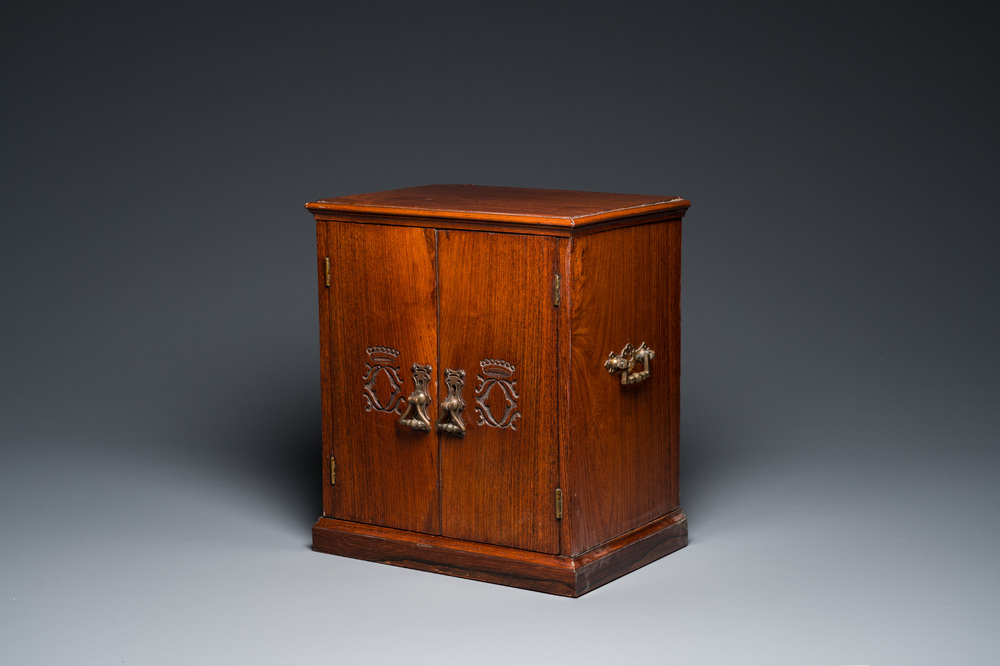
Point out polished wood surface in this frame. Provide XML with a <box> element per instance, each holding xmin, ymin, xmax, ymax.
<box><xmin>322</xmin><ymin>222</ymin><xmax>440</xmax><ymax>534</ymax></box>
<box><xmin>437</xmin><ymin>230</ymin><xmax>560</xmax><ymax>554</ymax></box>
<box><xmin>572</xmin><ymin>509</ymin><xmax>687</xmax><ymax>595</ymax></box>
<box><xmin>312</xmin><ymin>509</ymin><xmax>686</xmax><ymax>597</ymax></box>
<box><xmin>555</xmin><ymin>237</ymin><xmax>575</xmax><ymax>556</ymax></box>
<box><xmin>308</xmin><ymin>208</ymin><xmax>687</xmax><ymax>238</ymax></box>
<box><xmin>567</xmin><ymin>220</ymin><xmax>682</xmax><ymax>554</ymax></box>
<box><xmin>307</xmin><ymin>185</ymin><xmax>689</xmax><ymax>230</ymax></box>
<box><xmin>316</xmin><ymin>221</ymin><xmax>335</xmax><ymax>514</ymax></box>
<box><xmin>309</xmin><ymin>185</ymin><xmax>690</xmax><ymax>595</ymax></box>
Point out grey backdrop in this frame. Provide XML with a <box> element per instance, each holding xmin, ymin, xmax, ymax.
<box><xmin>3</xmin><ymin>2</ymin><xmax>998</xmax><ymax>664</ymax></box>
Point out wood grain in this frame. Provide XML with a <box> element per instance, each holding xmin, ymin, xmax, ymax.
<box><xmin>307</xmin><ymin>185</ymin><xmax>689</xmax><ymax>230</ymax></box>
<box><xmin>438</xmin><ymin>230</ymin><xmax>560</xmax><ymax>554</ymax></box>
<box><xmin>311</xmin><ymin>509</ymin><xmax>686</xmax><ymax>597</ymax></box>
<box><xmin>568</xmin><ymin>221</ymin><xmax>683</xmax><ymax>554</ymax></box>
<box><xmin>309</xmin><ymin>186</ymin><xmax>690</xmax><ymax>594</ymax></box>
<box><xmin>316</xmin><ymin>221</ymin><xmax>335</xmax><ymax>513</ymax></box>
<box><xmin>572</xmin><ymin>509</ymin><xmax>687</xmax><ymax>595</ymax></box>
<box><xmin>313</xmin><ymin>516</ymin><xmax>577</xmax><ymax>596</ymax></box>
<box><xmin>555</xmin><ymin>237</ymin><xmax>574</xmax><ymax>554</ymax></box>
<box><xmin>323</xmin><ymin>221</ymin><xmax>440</xmax><ymax>535</ymax></box>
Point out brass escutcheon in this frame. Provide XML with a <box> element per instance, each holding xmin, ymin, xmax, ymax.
<box><xmin>399</xmin><ymin>363</ymin><xmax>433</xmax><ymax>431</ymax></box>
<box><xmin>436</xmin><ymin>369</ymin><xmax>467</xmax><ymax>437</ymax></box>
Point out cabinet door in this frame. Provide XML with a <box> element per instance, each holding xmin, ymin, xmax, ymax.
<box><xmin>438</xmin><ymin>230</ymin><xmax>560</xmax><ymax>554</ymax></box>
<box><xmin>322</xmin><ymin>222</ymin><xmax>440</xmax><ymax>535</ymax></box>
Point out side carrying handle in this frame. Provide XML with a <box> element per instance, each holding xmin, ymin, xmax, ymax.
<box><xmin>436</xmin><ymin>369</ymin><xmax>467</xmax><ymax>437</ymax></box>
<box><xmin>399</xmin><ymin>363</ymin><xmax>433</xmax><ymax>431</ymax></box>
<box><xmin>604</xmin><ymin>342</ymin><xmax>655</xmax><ymax>385</ymax></box>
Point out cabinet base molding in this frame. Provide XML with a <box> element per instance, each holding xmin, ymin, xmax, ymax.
<box><xmin>312</xmin><ymin>509</ymin><xmax>688</xmax><ymax>597</ymax></box>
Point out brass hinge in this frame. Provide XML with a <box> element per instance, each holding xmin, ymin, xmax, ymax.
<box><xmin>324</xmin><ymin>257</ymin><xmax>331</xmax><ymax>287</ymax></box>
<box><xmin>329</xmin><ymin>455</ymin><xmax>336</xmax><ymax>485</ymax></box>
<box><xmin>553</xmin><ymin>273</ymin><xmax>561</xmax><ymax>307</ymax></box>
<box><xmin>555</xmin><ymin>487</ymin><xmax>563</xmax><ymax>520</ymax></box>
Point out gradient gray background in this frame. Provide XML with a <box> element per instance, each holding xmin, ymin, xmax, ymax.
<box><xmin>3</xmin><ymin>2</ymin><xmax>998</xmax><ymax>664</ymax></box>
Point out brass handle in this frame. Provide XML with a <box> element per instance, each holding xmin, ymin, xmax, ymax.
<box><xmin>399</xmin><ymin>363</ymin><xmax>433</xmax><ymax>432</ymax></box>
<box><xmin>436</xmin><ymin>369</ymin><xmax>467</xmax><ymax>437</ymax></box>
<box><xmin>605</xmin><ymin>342</ymin><xmax>655</xmax><ymax>385</ymax></box>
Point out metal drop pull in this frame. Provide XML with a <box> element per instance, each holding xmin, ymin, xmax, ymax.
<box><xmin>436</xmin><ymin>369</ymin><xmax>467</xmax><ymax>437</ymax></box>
<box><xmin>399</xmin><ymin>363</ymin><xmax>433</xmax><ymax>432</ymax></box>
<box><xmin>605</xmin><ymin>342</ymin><xmax>655</xmax><ymax>385</ymax></box>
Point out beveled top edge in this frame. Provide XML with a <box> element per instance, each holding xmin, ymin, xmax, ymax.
<box><xmin>305</xmin><ymin>184</ymin><xmax>690</xmax><ymax>228</ymax></box>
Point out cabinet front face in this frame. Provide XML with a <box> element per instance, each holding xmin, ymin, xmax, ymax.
<box><xmin>437</xmin><ymin>231</ymin><xmax>561</xmax><ymax>554</ymax></box>
<box><xmin>321</xmin><ymin>223</ymin><xmax>561</xmax><ymax>554</ymax></box>
<box><xmin>322</xmin><ymin>222</ymin><xmax>440</xmax><ymax>535</ymax></box>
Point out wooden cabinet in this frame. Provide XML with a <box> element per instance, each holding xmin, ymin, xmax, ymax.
<box><xmin>307</xmin><ymin>185</ymin><xmax>690</xmax><ymax>596</ymax></box>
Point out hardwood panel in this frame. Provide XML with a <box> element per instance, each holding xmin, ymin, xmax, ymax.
<box><xmin>323</xmin><ymin>222</ymin><xmax>440</xmax><ymax>535</ymax></box>
<box><xmin>438</xmin><ymin>231</ymin><xmax>560</xmax><ymax>554</ymax></box>
<box><xmin>555</xmin><ymin>237</ymin><xmax>574</xmax><ymax>555</ymax></box>
<box><xmin>313</xmin><ymin>517</ymin><xmax>577</xmax><ymax>596</ymax></box>
<box><xmin>310</xmin><ymin>186</ymin><xmax>690</xmax><ymax>594</ymax></box>
<box><xmin>307</xmin><ymin>184</ymin><xmax>689</xmax><ymax>229</ymax></box>
<box><xmin>568</xmin><ymin>221</ymin><xmax>683</xmax><ymax>554</ymax></box>
<box><xmin>309</xmin><ymin>211</ymin><xmax>575</xmax><ymax>238</ymax></box>
<box><xmin>316</xmin><ymin>221</ymin><xmax>335</xmax><ymax>514</ymax></box>
<box><xmin>572</xmin><ymin>509</ymin><xmax>687</xmax><ymax>595</ymax></box>
<box><xmin>311</xmin><ymin>509</ymin><xmax>686</xmax><ymax>597</ymax></box>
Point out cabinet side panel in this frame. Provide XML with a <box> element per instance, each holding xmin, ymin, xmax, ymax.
<box><xmin>438</xmin><ymin>231</ymin><xmax>560</xmax><ymax>554</ymax></box>
<box><xmin>569</xmin><ymin>221</ymin><xmax>681</xmax><ymax>555</ymax></box>
<box><xmin>325</xmin><ymin>222</ymin><xmax>440</xmax><ymax>534</ymax></box>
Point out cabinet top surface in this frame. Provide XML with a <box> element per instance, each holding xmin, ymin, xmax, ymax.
<box><xmin>306</xmin><ymin>184</ymin><xmax>689</xmax><ymax>228</ymax></box>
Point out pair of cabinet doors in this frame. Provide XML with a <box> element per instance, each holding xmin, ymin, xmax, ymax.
<box><xmin>318</xmin><ymin>221</ymin><xmax>561</xmax><ymax>555</ymax></box>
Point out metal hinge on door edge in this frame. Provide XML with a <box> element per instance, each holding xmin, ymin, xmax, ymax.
<box><xmin>324</xmin><ymin>257</ymin><xmax>330</xmax><ymax>287</ymax></box>
<box><xmin>555</xmin><ymin>488</ymin><xmax>563</xmax><ymax>520</ymax></box>
<box><xmin>330</xmin><ymin>455</ymin><xmax>336</xmax><ymax>485</ymax></box>
<box><xmin>553</xmin><ymin>274</ymin><xmax>561</xmax><ymax>307</ymax></box>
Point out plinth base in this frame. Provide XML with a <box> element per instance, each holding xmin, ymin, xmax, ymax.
<box><xmin>312</xmin><ymin>509</ymin><xmax>687</xmax><ymax>597</ymax></box>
